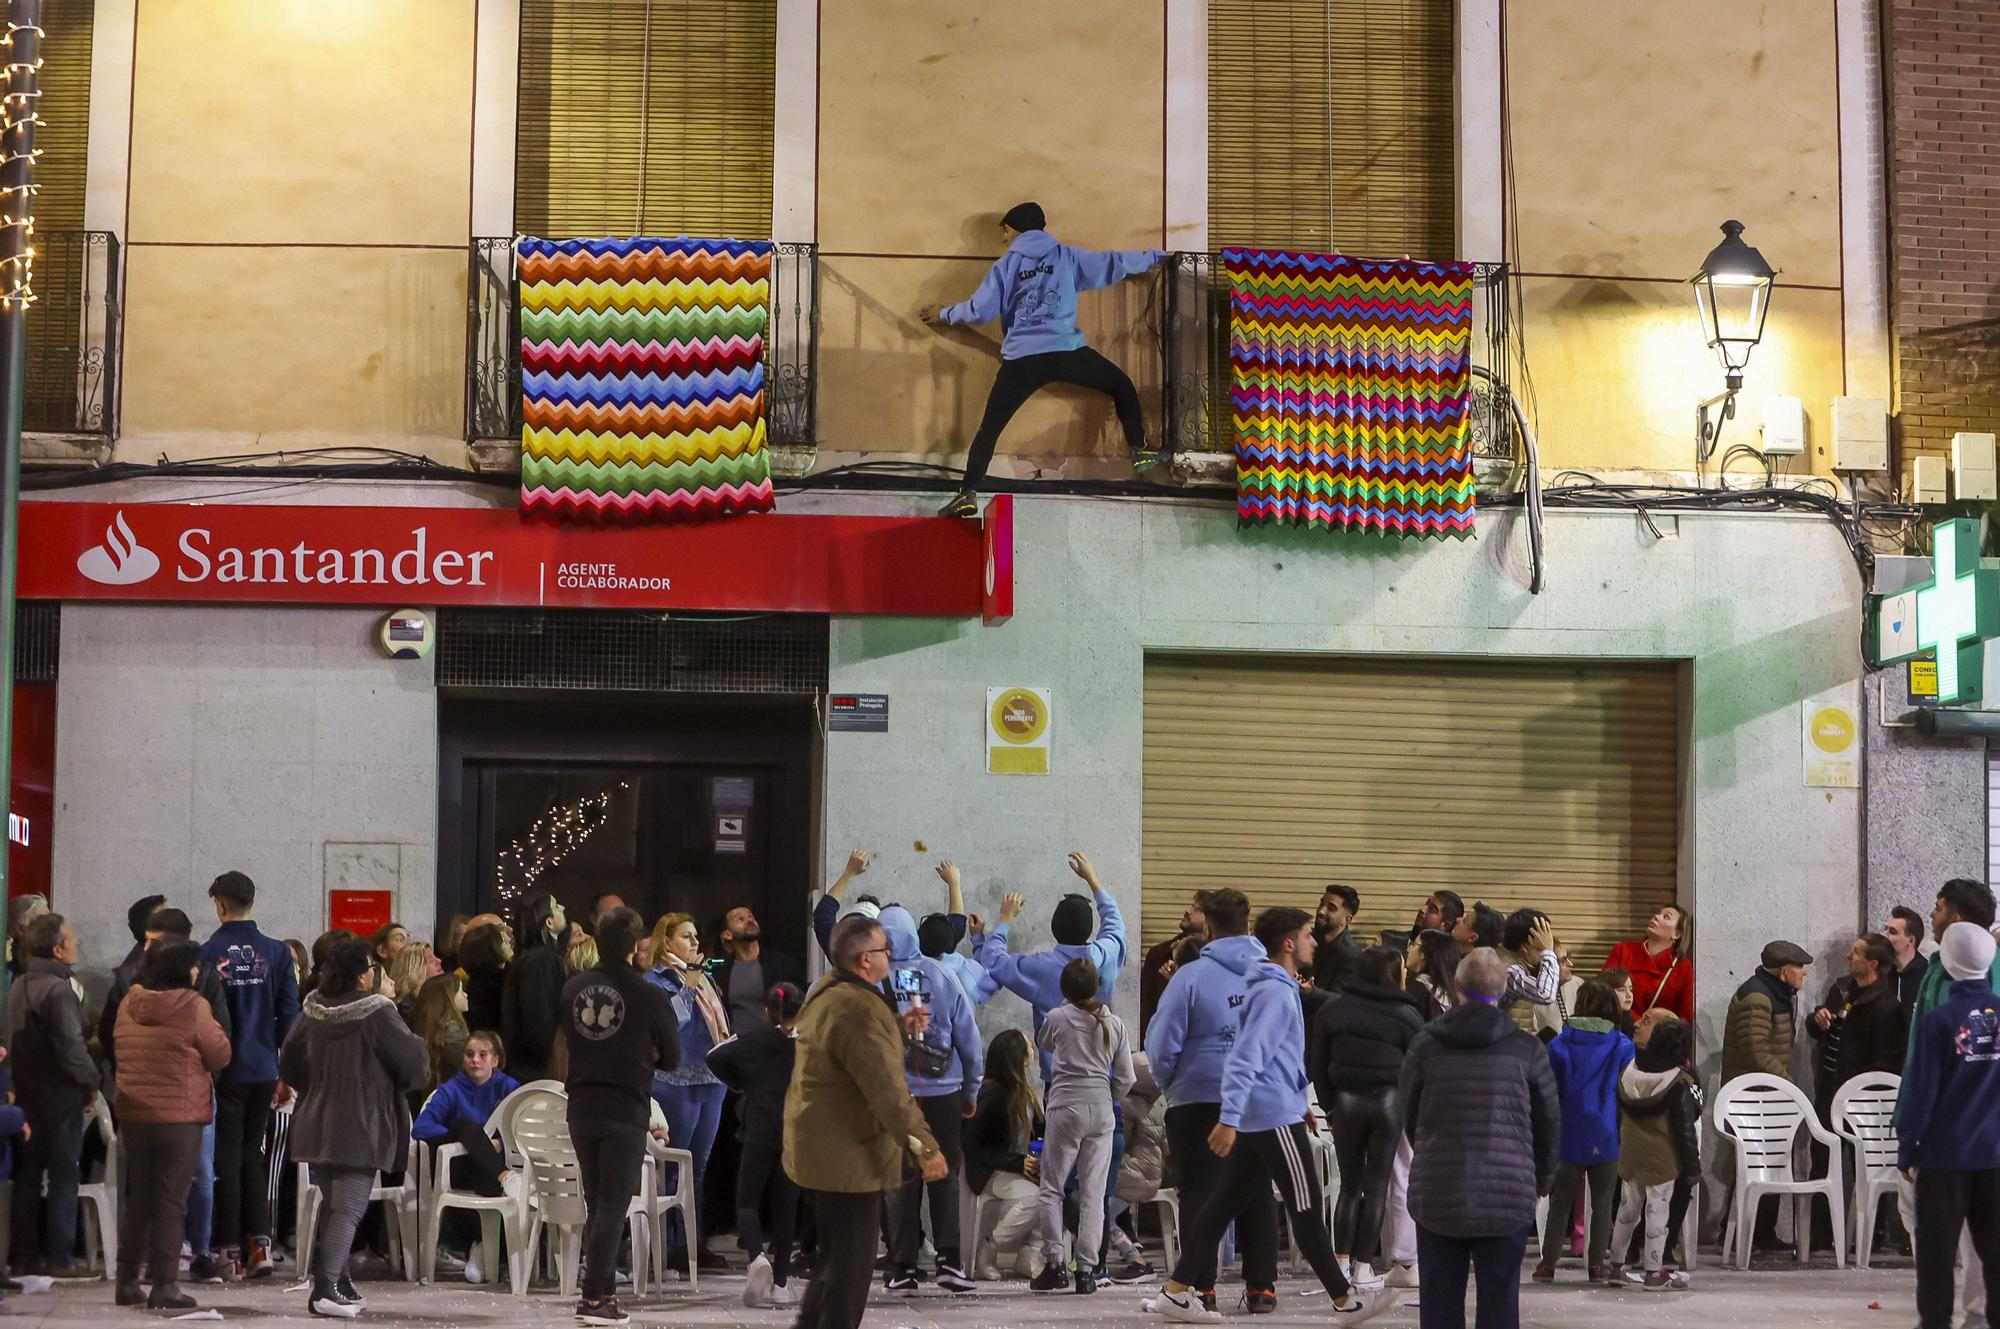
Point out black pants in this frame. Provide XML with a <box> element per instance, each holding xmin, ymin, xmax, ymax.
<box><xmin>738</xmin><ymin>1137</ymin><xmax>799</xmax><ymax>1285</ymax></box>
<box><xmin>118</xmin><ymin>1122</ymin><xmax>201</xmax><ymax>1287</ymax></box>
<box><xmin>1915</xmin><ymin>1167</ymin><xmax>2000</xmax><ymax>1329</ymax></box>
<box><xmin>214</xmin><ymin>1080</ymin><xmax>274</xmax><ymax>1252</ymax></box>
<box><xmin>570</xmin><ymin>1117</ymin><xmax>646</xmax><ymax>1301</ymax></box>
<box><xmin>796</xmin><ymin>1189</ymin><xmax>879</xmax><ymax>1329</ymax></box>
<box><xmin>1170</xmin><ymin>1120</ymin><xmax>1348</xmax><ymax>1301</ymax></box>
<box><xmin>11</xmin><ymin>1098</ymin><xmax>84</xmax><ymax>1271</ymax></box>
<box><xmin>1416</xmin><ymin>1223</ymin><xmax>1527</xmax><ymax>1329</ymax></box>
<box><xmin>1328</xmin><ymin>1087</ymin><xmax>1398</xmax><ymax>1265</ymax></box>
<box><xmin>1540</xmin><ymin>1161</ymin><xmax>1617</xmax><ymax>1269</ymax></box>
<box><xmin>1164</xmin><ymin>1102</ymin><xmax>1277</xmax><ymax>1290</ymax></box>
<box><xmin>888</xmin><ymin>1095</ymin><xmax>963</xmax><ymax>1270</ymax></box>
<box><xmin>440</xmin><ymin>1117</ymin><xmax>509</xmax><ymax>1250</ymax></box>
<box><xmin>963</xmin><ymin>348</ymin><xmax>1146</xmax><ymax>488</ymax></box>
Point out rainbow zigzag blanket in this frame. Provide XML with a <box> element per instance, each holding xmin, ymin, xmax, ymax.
<box><xmin>519</xmin><ymin>237</ymin><xmax>775</xmax><ymax>520</ymax></box>
<box><xmin>1223</xmin><ymin>249</ymin><xmax>1475</xmax><ymax>538</ymax></box>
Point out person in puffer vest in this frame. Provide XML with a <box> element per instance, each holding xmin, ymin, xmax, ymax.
<box><xmin>1609</xmin><ymin>1017</ymin><xmax>1702</xmax><ymax>1290</ymax></box>
<box><xmin>1535</xmin><ymin>982</ymin><xmax>1635</xmax><ymax>1283</ymax></box>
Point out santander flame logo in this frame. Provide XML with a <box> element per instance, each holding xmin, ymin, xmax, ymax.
<box><xmin>75</xmin><ymin>511</ymin><xmax>161</xmax><ymax>586</ymax></box>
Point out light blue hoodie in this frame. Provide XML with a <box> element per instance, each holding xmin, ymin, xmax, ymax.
<box><xmin>939</xmin><ymin>230</ymin><xmax>1166</xmax><ymax>359</ymax></box>
<box><xmin>938</xmin><ymin>950</ymin><xmax>999</xmax><ymax>1006</ymax></box>
<box><xmin>1218</xmin><ymin>947</ymin><xmax>1310</xmax><ymax>1134</ymax></box>
<box><xmin>1145</xmin><ymin>935</ymin><xmax>1257</xmax><ymax>1109</ymax></box>
<box><xmin>975</xmin><ymin>887</ymin><xmax>1129</xmax><ymax>1033</ymax></box>
<box><xmin>879</xmin><ymin>906</ymin><xmax>984</xmax><ymax>1100</ymax></box>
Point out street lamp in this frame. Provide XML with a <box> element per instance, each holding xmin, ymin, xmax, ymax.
<box><xmin>1689</xmin><ymin>219</ymin><xmax>1776</xmax><ymax>478</ymax></box>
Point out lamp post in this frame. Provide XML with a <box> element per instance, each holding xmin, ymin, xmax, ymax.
<box><xmin>1689</xmin><ymin>219</ymin><xmax>1776</xmax><ymax>480</ymax></box>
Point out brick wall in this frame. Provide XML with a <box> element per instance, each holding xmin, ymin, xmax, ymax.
<box><xmin>1887</xmin><ymin>0</ymin><xmax>2000</xmax><ymax>473</ymax></box>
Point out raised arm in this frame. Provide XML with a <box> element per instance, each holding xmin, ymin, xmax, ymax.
<box><xmin>937</xmin><ymin>860</ymin><xmax>968</xmax><ymax>944</ymax></box>
<box><xmin>1071</xmin><ymin>246</ymin><xmax>1166</xmax><ymax>292</ymax></box>
<box><xmin>936</xmin><ymin>261</ymin><xmax>1008</xmax><ymax>327</ymax></box>
<box><xmin>975</xmin><ymin>892</ymin><xmax>1033</xmax><ymax>999</ymax></box>
<box><xmin>1070</xmin><ymin>853</ymin><xmax>1128</xmax><ymax>977</ymax></box>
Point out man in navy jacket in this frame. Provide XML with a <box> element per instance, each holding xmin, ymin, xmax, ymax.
<box><xmin>198</xmin><ymin>871</ymin><xmax>299</xmax><ymax>1280</ymax></box>
<box><xmin>1900</xmin><ymin>921</ymin><xmax>2000</xmax><ymax>1329</ymax></box>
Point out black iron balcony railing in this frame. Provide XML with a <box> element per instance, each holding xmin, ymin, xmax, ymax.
<box><xmin>1162</xmin><ymin>253</ymin><xmax>1517</xmax><ymax>488</ymax></box>
<box><xmin>465</xmin><ymin>238</ymin><xmax>820</xmax><ymax>447</ymax></box>
<box><xmin>24</xmin><ymin>230</ymin><xmax>120</xmax><ymax>436</ymax></box>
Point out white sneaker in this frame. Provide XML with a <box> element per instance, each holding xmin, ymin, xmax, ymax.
<box><xmin>744</xmin><ymin>1253</ymin><xmax>774</xmax><ymax>1308</ymax></box>
<box><xmin>1384</xmin><ymin>1262</ymin><xmax>1419</xmax><ymax>1289</ymax></box>
<box><xmin>769</xmin><ymin>1283</ymin><xmax>800</xmax><ymax>1308</ymax></box>
<box><xmin>1153</xmin><ymin>1289</ymin><xmax>1223</xmax><ymax>1323</ymax></box>
<box><xmin>501</xmin><ymin>1172</ymin><xmax>527</xmax><ymax>1201</ymax></box>
<box><xmin>1349</xmin><ymin>1261</ymin><xmax>1384</xmax><ymax>1289</ymax></box>
<box><xmin>463</xmin><ymin>1244</ymin><xmax>485</xmax><ymax>1285</ymax></box>
<box><xmin>1330</xmin><ymin>1288</ymin><xmax>1391</xmax><ymax>1322</ymax></box>
<box><xmin>975</xmin><ymin>1264</ymin><xmax>1003</xmax><ymax>1282</ymax></box>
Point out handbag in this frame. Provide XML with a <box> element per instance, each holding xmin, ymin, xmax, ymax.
<box><xmin>905</xmin><ymin>1030</ymin><xmax>953</xmax><ymax>1078</ymax></box>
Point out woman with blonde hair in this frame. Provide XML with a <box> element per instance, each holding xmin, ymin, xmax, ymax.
<box><xmin>647</xmin><ymin>911</ymin><xmax>731</xmax><ymax>1275</ymax></box>
<box><xmin>387</xmin><ymin>943</ymin><xmax>435</xmax><ymax>1020</ymax></box>
<box><xmin>566</xmin><ymin>934</ymin><xmax>600</xmax><ymax>975</ymax></box>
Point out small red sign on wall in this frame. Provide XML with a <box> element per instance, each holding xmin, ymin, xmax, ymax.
<box><xmin>329</xmin><ymin>889</ymin><xmax>394</xmax><ymax>937</ymax></box>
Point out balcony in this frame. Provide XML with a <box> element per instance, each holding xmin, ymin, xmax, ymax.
<box><xmin>1161</xmin><ymin>254</ymin><xmax>1518</xmax><ymax>491</ymax></box>
<box><xmin>465</xmin><ymin>238</ymin><xmax>821</xmax><ymax>461</ymax></box>
<box><xmin>23</xmin><ymin>230</ymin><xmax>121</xmax><ymax>439</ymax></box>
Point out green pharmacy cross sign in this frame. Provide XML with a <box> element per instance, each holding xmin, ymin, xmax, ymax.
<box><xmin>1870</xmin><ymin>518</ymin><xmax>2000</xmax><ymax>705</ymax></box>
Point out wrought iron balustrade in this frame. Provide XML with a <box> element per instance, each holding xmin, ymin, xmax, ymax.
<box><xmin>24</xmin><ymin>230</ymin><xmax>120</xmax><ymax>436</ymax></box>
<box><xmin>465</xmin><ymin>238</ymin><xmax>820</xmax><ymax>447</ymax></box>
<box><xmin>1162</xmin><ymin>253</ymin><xmax>1517</xmax><ymax>489</ymax></box>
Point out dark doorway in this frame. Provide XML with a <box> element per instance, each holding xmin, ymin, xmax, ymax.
<box><xmin>438</xmin><ymin>694</ymin><xmax>819</xmax><ymax>958</ymax></box>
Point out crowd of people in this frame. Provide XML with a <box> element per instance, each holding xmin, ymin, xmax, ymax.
<box><xmin>0</xmin><ymin>860</ymin><xmax>1991</xmax><ymax>1329</ymax></box>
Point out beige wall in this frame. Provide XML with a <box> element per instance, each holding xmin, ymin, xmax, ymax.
<box><xmin>115</xmin><ymin>0</ymin><xmax>474</xmax><ymax>461</ymax></box>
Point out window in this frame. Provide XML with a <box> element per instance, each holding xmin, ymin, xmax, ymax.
<box><xmin>1208</xmin><ymin>0</ymin><xmax>1455</xmax><ymax>256</ymax></box>
<box><xmin>515</xmin><ymin>0</ymin><xmax>777</xmax><ymax>238</ymax></box>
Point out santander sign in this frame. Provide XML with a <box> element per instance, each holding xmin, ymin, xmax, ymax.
<box><xmin>75</xmin><ymin>510</ymin><xmax>494</xmax><ymax>589</ymax></box>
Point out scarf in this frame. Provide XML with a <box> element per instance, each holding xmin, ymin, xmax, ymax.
<box><xmin>668</xmin><ymin>955</ymin><xmax>731</xmax><ymax>1045</ymax></box>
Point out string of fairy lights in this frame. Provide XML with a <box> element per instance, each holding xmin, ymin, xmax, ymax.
<box><xmin>494</xmin><ymin>780</ymin><xmax>630</xmax><ymax>904</ymax></box>
<box><xmin>0</xmin><ymin>15</ymin><xmax>44</xmax><ymax>309</ymax></box>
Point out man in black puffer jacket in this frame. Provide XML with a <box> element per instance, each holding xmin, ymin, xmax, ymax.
<box><xmin>1399</xmin><ymin>947</ymin><xmax>1559</xmax><ymax>1329</ymax></box>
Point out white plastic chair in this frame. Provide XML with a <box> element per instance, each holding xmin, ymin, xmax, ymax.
<box><xmin>422</xmin><ymin>1079</ymin><xmax>555</xmax><ymax>1290</ymax></box>
<box><xmin>1714</xmin><ymin>1073</ymin><xmax>1845</xmax><ymax>1270</ymax></box>
<box><xmin>293</xmin><ymin>1138</ymin><xmax>424</xmax><ymax>1281</ymax></box>
<box><xmin>74</xmin><ymin>1093</ymin><xmax>118</xmax><ymax>1279</ymax></box>
<box><xmin>1832</xmin><ymin>1072</ymin><xmax>1911</xmax><ymax>1271</ymax></box>
<box><xmin>515</xmin><ymin>1088</ymin><xmax>587</xmax><ymax>1297</ymax></box>
<box><xmin>1143</xmin><ymin>1187</ymin><xmax>1180</xmax><ymax>1276</ymax></box>
<box><xmin>647</xmin><ymin>1143</ymin><xmax>700</xmax><ymax>1292</ymax></box>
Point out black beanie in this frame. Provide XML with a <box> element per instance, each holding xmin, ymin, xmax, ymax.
<box><xmin>1051</xmin><ymin>893</ymin><xmax>1094</xmax><ymax>946</ymax></box>
<box><xmin>917</xmin><ymin>913</ymin><xmax>956</xmax><ymax>959</ymax></box>
<box><xmin>1002</xmin><ymin>202</ymin><xmax>1046</xmax><ymax>233</ymax></box>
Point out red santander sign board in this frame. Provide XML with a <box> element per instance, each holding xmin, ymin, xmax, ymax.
<box><xmin>19</xmin><ymin>497</ymin><xmax>1014</xmax><ymax>621</ymax></box>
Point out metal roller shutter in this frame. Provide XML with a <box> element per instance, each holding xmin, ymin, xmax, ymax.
<box><xmin>1142</xmin><ymin>653</ymin><xmax>1683</xmax><ymax>973</ymax></box>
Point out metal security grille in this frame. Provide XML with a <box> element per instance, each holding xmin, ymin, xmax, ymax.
<box><xmin>12</xmin><ymin>601</ymin><xmax>59</xmax><ymax>683</ymax></box>
<box><xmin>436</xmin><ymin>608</ymin><xmax>827</xmax><ymax>695</ymax></box>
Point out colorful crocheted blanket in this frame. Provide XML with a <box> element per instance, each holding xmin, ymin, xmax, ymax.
<box><xmin>1223</xmin><ymin>249</ymin><xmax>1475</xmax><ymax>538</ymax></box>
<box><xmin>519</xmin><ymin>237</ymin><xmax>775</xmax><ymax>520</ymax></box>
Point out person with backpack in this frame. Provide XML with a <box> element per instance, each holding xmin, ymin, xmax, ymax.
<box><xmin>200</xmin><ymin>870</ymin><xmax>301</xmax><ymax>1280</ymax></box>
<box><xmin>1534</xmin><ymin>981</ymin><xmax>1635</xmax><ymax>1283</ymax></box>
<box><xmin>1607</xmin><ymin>1016</ymin><xmax>1701</xmax><ymax>1291</ymax></box>
<box><xmin>707</xmin><ymin>981</ymin><xmax>805</xmax><ymax>1309</ymax></box>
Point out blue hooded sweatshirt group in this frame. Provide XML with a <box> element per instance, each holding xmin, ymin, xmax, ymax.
<box><xmin>199</xmin><ymin>919</ymin><xmax>301</xmax><ymax>1085</ymax></box>
<box><xmin>1547</xmin><ymin>1017</ymin><xmax>1635</xmax><ymax>1163</ymax></box>
<box><xmin>1218</xmin><ymin>945</ymin><xmax>1312</xmax><ymax>1134</ymax></box>
<box><xmin>1900</xmin><ymin>977</ymin><xmax>2000</xmax><ymax>1172</ymax></box>
<box><xmin>940</xmin><ymin>230</ymin><xmax>1166</xmax><ymax>360</ymax></box>
<box><xmin>976</xmin><ymin>887</ymin><xmax>1129</xmax><ymax>1034</ymax></box>
<box><xmin>1145</xmin><ymin>934</ymin><xmax>1258</xmax><ymax>1110</ymax></box>
<box><xmin>879</xmin><ymin>906</ymin><xmax>984</xmax><ymax>1100</ymax></box>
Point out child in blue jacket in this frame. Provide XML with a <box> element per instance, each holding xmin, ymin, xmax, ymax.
<box><xmin>412</xmin><ymin>1031</ymin><xmax>521</xmax><ymax>1270</ymax></box>
<box><xmin>1535</xmin><ymin>981</ymin><xmax>1635</xmax><ymax>1283</ymax></box>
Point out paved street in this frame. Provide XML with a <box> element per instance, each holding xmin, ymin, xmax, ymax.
<box><xmin>0</xmin><ymin>1260</ymin><xmax>1923</xmax><ymax>1327</ymax></box>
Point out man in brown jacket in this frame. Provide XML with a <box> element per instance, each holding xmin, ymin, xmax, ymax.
<box><xmin>786</xmin><ymin>913</ymin><xmax>945</xmax><ymax>1329</ymax></box>
<box><xmin>1721</xmin><ymin>939</ymin><xmax>1810</xmax><ymax>1252</ymax></box>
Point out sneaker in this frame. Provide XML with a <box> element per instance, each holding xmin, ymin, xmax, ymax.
<box><xmin>308</xmin><ymin>1277</ymin><xmax>360</xmax><ymax>1319</ymax></box>
<box><xmin>1641</xmin><ymin>1269</ymin><xmax>1690</xmax><ymax>1292</ymax></box>
<box><xmin>1531</xmin><ymin>1260</ymin><xmax>1556</xmax><ymax>1283</ymax></box>
<box><xmin>1153</xmin><ymin>1288</ymin><xmax>1222</xmax><ymax>1323</ymax></box>
<box><xmin>975</xmin><ymin>1264</ymin><xmax>1004</xmax><ymax>1282</ymax></box>
<box><xmin>188</xmin><ymin>1254</ymin><xmax>225</xmax><ymax>1286</ymax></box>
<box><xmin>1619</xmin><ymin>1267</ymin><xmax>1649</xmax><ymax>1288</ymax></box>
<box><xmin>500</xmin><ymin>1171</ymin><xmax>527</xmax><ymax>1201</ymax></box>
<box><xmin>1029</xmin><ymin>1262</ymin><xmax>1072</xmax><ymax>1293</ymax></box>
<box><xmin>575</xmin><ymin>1296</ymin><xmax>632</xmax><ymax>1327</ymax></box>
<box><xmin>147</xmin><ymin>1286</ymin><xmax>198</xmax><ymax>1311</ymax></box>
<box><xmin>1074</xmin><ymin>1271</ymin><xmax>1098</xmax><ymax>1295</ymax></box>
<box><xmin>744</xmin><ymin>1253</ymin><xmax>774</xmax><ymax>1308</ymax></box>
<box><xmin>1330</xmin><ymin>1288</ymin><xmax>1391</xmax><ymax>1322</ymax></box>
<box><xmin>1132</xmin><ymin>444</ymin><xmax>1166</xmax><ymax>473</ymax></box>
<box><xmin>1106</xmin><ymin>1261</ymin><xmax>1155</xmax><ymax>1284</ymax></box>
<box><xmin>1242</xmin><ymin>1286</ymin><xmax>1276</xmax><ymax>1315</ymax></box>
<box><xmin>1349</xmin><ymin>1260</ymin><xmax>1384</xmax><ymax>1289</ymax></box>
<box><xmin>1198</xmin><ymin>1288</ymin><xmax>1218</xmax><ymax>1314</ymax></box>
<box><xmin>335</xmin><ymin>1273</ymin><xmax>367</xmax><ymax>1308</ymax></box>
<box><xmin>885</xmin><ymin>1268</ymin><xmax>920</xmax><ymax>1294</ymax></box>
<box><xmin>1601</xmin><ymin>1263</ymin><xmax>1625</xmax><ymax>1286</ymax></box>
<box><xmin>464</xmin><ymin>1244</ymin><xmax>486</xmax><ymax>1285</ymax></box>
<box><xmin>1665</xmin><ymin>1270</ymin><xmax>1690</xmax><ymax>1291</ymax></box>
<box><xmin>116</xmin><ymin>1279</ymin><xmax>147</xmax><ymax>1307</ymax></box>
<box><xmin>247</xmin><ymin>1237</ymin><xmax>277</xmax><ymax>1281</ymax></box>
<box><xmin>939</xmin><ymin>489</ymin><xmax>979</xmax><ymax>519</ymax></box>
<box><xmin>769</xmin><ymin>1283</ymin><xmax>800</xmax><ymax>1307</ymax></box>
<box><xmin>47</xmin><ymin>1263</ymin><xmax>95</xmax><ymax>1281</ymax></box>
<box><xmin>1384</xmin><ymin>1262</ymin><xmax>1419</xmax><ymax>1289</ymax></box>
<box><xmin>432</xmin><ymin>1247</ymin><xmax>468</xmax><ymax>1275</ymax></box>
<box><xmin>696</xmin><ymin>1246</ymin><xmax>729</xmax><ymax>1273</ymax></box>
<box><xmin>936</xmin><ymin>1263</ymin><xmax>976</xmax><ymax>1294</ymax></box>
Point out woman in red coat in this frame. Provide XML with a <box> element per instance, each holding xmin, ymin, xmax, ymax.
<box><xmin>1603</xmin><ymin>905</ymin><xmax>1694</xmax><ymax>1023</ymax></box>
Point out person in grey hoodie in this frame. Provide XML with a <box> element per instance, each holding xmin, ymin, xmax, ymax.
<box><xmin>1152</xmin><ymin>908</ymin><xmax>1386</xmax><ymax>1325</ymax></box>
<box><xmin>921</xmin><ymin>202</ymin><xmax>1167</xmax><ymax>516</ymax></box>
<box><xmin>1030</xmin><ymin>957</ymin><xmax>1135</xmax><ymax>1295</ymax></box>
<box><xmin>877</xmin><ymin>905</ymin><xmax>984</xmax><ymax>1294</ymax></box>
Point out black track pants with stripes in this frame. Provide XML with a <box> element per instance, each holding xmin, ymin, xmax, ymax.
<box><xmin>1169</xmin><ymin>1119</ymin><xmax>1352</xmax><ymax>1300</ymax></box>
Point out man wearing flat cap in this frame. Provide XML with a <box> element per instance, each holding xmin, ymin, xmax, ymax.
<box><xmin>1723</xmin><ymin>940</ymin><xmax>1813</xmax><ymax>1084</ymax></box>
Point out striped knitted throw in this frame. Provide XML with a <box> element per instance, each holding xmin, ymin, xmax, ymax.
<box><xmin>1223</xmin><ymin>249</ymin><xmax>1475</xmax><ymax>538</ymax></box>
<box><xmin>519</xmin><ymin>237</ymin><xmax>775</xmax><ymax>520</ymax></box>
